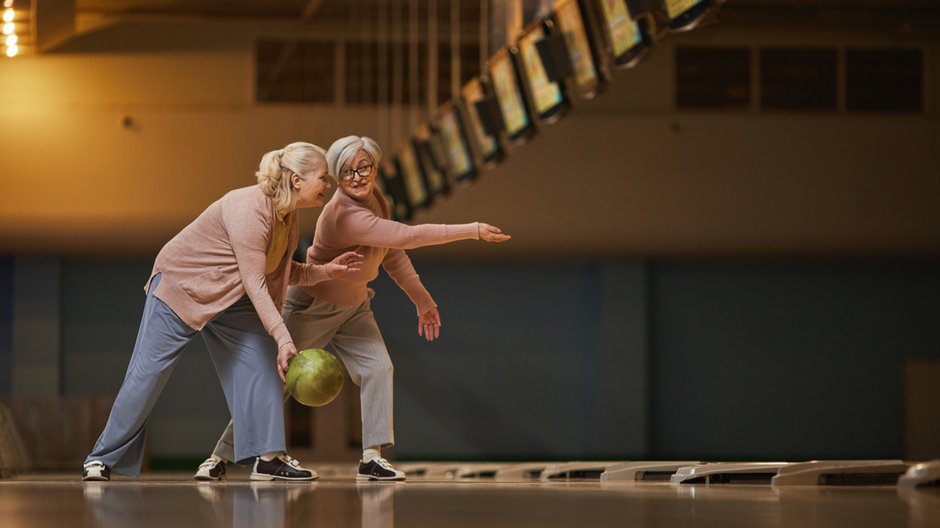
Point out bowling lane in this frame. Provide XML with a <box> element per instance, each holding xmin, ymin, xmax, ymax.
<box><xmin>1</xmin><ymin>473</ymin><xmax>938</xmax><ymax>528</ymax></box>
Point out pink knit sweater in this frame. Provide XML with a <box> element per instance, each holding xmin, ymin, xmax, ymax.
<box><xmin>301</xmin><ymin>186</ymin><xmax>479</xmax><ymax>314</ymax></box>
<box><xmin>146</xmin><ymin>185</ymin><xmax>331</xmax><ymax>348</ymax></box>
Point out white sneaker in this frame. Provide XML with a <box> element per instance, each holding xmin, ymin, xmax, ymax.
<box><xmin>82</xmin><ymin>460</ymin><xmax>110</xmax><ymax>482</ymax></box>
<box><xmin>194</xmin><ymin>456</ymin><xmax>227</xmax><ymax>481</ymax></box>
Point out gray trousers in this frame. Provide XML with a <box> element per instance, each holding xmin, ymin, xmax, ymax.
<box><xmin>86</xmin><ymin>273</ymin><xmax>286</xmax><ymax>475</ymax></box>
<box><xmin>212</xmin><ymin>287</ymin><xmax>394</xmax><ymax>461</ymax></box>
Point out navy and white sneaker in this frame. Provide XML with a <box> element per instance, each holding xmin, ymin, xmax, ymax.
<box><xmin>194</xmin><ymin>456</ymin><xmax>227</xmax><ymax>481</ymax></box>
<box><xmin>357</xmin><ymin>457</ymin><xmax>406</xmax><ymax>481</ymax></box>
<box><xmin>250</xmin><ymin>453</ymin><xmax>318</xmax><ymax>481</ymax></box>
<box><xmin>82</xmin><ymin>460</ymin><xmax>110</xmax><ymax>482</ymax></box>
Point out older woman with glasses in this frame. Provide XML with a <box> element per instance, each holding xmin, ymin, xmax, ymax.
<box><xmin>195</xmin><ymin>135</ymin><xmax>509</xmax><ymax>482</ymax></box>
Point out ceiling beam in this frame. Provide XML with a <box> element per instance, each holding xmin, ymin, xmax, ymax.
<box><xmin>301</xmin><ymin>0</ymin><xmax>325</xmax><ymax>19</ymax></box>
<box><xmin>35</xmin><ymin>0</ymin><xmax>77</xmax><ymax>52</ymax></box>
<box><xmin>258</xmin><ymin>0</ymin><xmax>329</xmax><ymax>102</ymax></box>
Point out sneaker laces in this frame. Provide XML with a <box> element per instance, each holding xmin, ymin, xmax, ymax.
<box><xmin>373</xmin><ymin>457</ymin><xmax>396</xmax><ymax>471</ymax></box>
<box><xmin>198</xmin><ymin>457</ymin><xmax>221</xmax><ymax>470</ymax></box>
<box><xmin>279</xmin><ymin>454</ymin><xmax>302</xmax><ymax>468</ymax></box>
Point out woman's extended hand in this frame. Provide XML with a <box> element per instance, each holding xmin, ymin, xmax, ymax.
<box><xmin>418</xmin><ymin>307</ymin><xmax>442</xmax><ymax>342</ymax></box>
<box><xmin>478</xmin><ymin>223</ymin><xmax>511</xmax><ymax>243</ymax></box>
<box><xmin>277</xmin><ymin>342</ymin><xmax>298</xmax><ymax>382</ymax></box>
<box><xmin>324</xmin><ymin>251</ymin><xmax>364</xmax><ymax>278</ymax></box>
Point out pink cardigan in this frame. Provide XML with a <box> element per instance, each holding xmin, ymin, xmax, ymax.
<box><xmin>146</xmin><ymin>185</ymin><xmax>330</xmax><ymax>348</ymax></box>
<box><xmin>301</xmin><ymin>186</ymin><xmax>479</xmax><ymax>314</ymax></box>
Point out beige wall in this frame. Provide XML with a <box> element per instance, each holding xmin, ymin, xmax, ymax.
<box><xmin>1</xmin><ymin>20</ymin><xmax>938</xmax><ymax>257</ymax></box>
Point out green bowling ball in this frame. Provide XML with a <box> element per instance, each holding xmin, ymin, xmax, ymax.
<box><xmin>286</xmin><ymin>348</ymin><xmax>345</xmax><ymax>407</ymax></box>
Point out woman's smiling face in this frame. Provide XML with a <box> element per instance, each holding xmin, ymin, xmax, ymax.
<box><xmin>338</xmin><ymin>149</ymin><xmax>375</xmax><ymax>201</ymax></box>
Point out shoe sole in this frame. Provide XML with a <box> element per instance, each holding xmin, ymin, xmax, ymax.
<box><xmin>82</xmin><ymin>476</ymin><xmax>109</xmax><ymax>482</ymax></box>
<box><xmin>193</xmin><ymin>475</ymin><xmax>224</xmax><ymax>481</ymax></box>
<box><xmin>250</xmin><ymin>473</ymin><xmax>319</xmax><ymax>482</ymax></box>
<box><xmin>356</xmin><ymin>474</ymin><xmax>406</xmax><ymax>482</ymax></box>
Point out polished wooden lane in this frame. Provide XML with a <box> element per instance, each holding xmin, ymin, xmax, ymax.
<box><xmin>1</xmin><ymin>471</ymin><xmax>938</xmax><ymax>528</ymax></box>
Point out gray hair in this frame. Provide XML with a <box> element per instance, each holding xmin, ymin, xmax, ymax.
<box><xmin>326</xmin><ymin>135</ymin><xmax>382</xmax><ymax>179</ymax></box>
<box><xmin>256</xmin><ymin>141</ymin><xmax>326</xmax><ymax>218</ymax></box>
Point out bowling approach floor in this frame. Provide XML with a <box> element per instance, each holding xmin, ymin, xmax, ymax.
<box><xmin>2</xmin><ymin>463</ymin><xmax>940</xmax><ymax>528</ymax></box>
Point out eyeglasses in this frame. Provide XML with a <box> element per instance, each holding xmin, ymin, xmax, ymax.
<box><xmin>340</xmin><ymin>164</ymin><xmax>374</xmax><ymax>182</ymax></box>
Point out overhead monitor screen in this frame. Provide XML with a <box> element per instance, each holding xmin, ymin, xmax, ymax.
<box><xmin>397</xmin><ymin>143</ymin><xmax>428</xmax><ymax>211</ymax></box>
<box><xmin>436</xmin><ymin>103</ymin><xmax>476</xmax><ymax>182</ymax></box>
<box><xmin>553</xmin><ymin>0</ymin><xmax>604</xmax><ymax>97</ymax></box>
<box><xmin>518</xmin><ymin>24</ymin><xmax>566</xmax><ymax>121</ymax></box>
<box><xmin>664</xmin><ymin>0</ymin><xmax>717</xmax><ymax>32</ymax></box>
<box><xmin>378</xmin><ymin>162</ymin><xmax>410</xmax><ymax>222</ymax></box>
<box><xmin>414</xmin><ymin>127</ymin><xmax>448</xmax><ymax>199</ymax></box>
<box><xmin>598</xmin><ymin>0</ymin><xmax>648</xmax><ymax>68</ymax></box>
<box><xmin>461</xmin><ymin>78</ymin><xmax>501</xmax><ymax>164</ymax></box>
<box><xmin>665</xmin><ymin>0</ymin><xmax>704</xmax><ymax>20</ymax></box>
<box><xmin>490</xmin><ymin>48</ymin><xmax>534</xmax><ymax>142</ymax></box>
<box><xmin>663</xmin><ymin>0</ymin><xmax>702</xmax><ymax>20</ymax></box>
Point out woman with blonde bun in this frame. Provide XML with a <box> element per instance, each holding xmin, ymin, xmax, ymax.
<box><xmin>82</xmin><ymin>142</ymin><xmax>363</xmax><ymax>482</ymax></box>
<box><xmin>196</xmin><ymin>135</ymin><xmax>510</xmax><ymax>482</ymax></box>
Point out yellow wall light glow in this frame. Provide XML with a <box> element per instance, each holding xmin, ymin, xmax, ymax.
<box><xmin>4</xmin><ymin>33</ymin><xmax>15</xmax><ymax>46</ymax></box>
<box><xmin>2</xmin><ymin>22</ymin><xmax>13</xmax><ymax>34</ymax></box>
<box><xmin>2</xmin><ymin>8</ymin><xmax>14</xmax><ymax>23</ymax></box>
<box><xmin>5</xmin><ymin>44</ymin><xmax>17</xmax><ymax>57</ymax></box>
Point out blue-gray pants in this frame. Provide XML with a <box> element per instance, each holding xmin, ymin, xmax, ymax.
<box><xmin>211</xmin><ymin>287</ymin><xmax>394</xmax><ymax>462</ymax></box>
<box><xmin>85</xmin><ymin>273</ymin><xmax>285</xmax><ymax>475</ymax></box>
